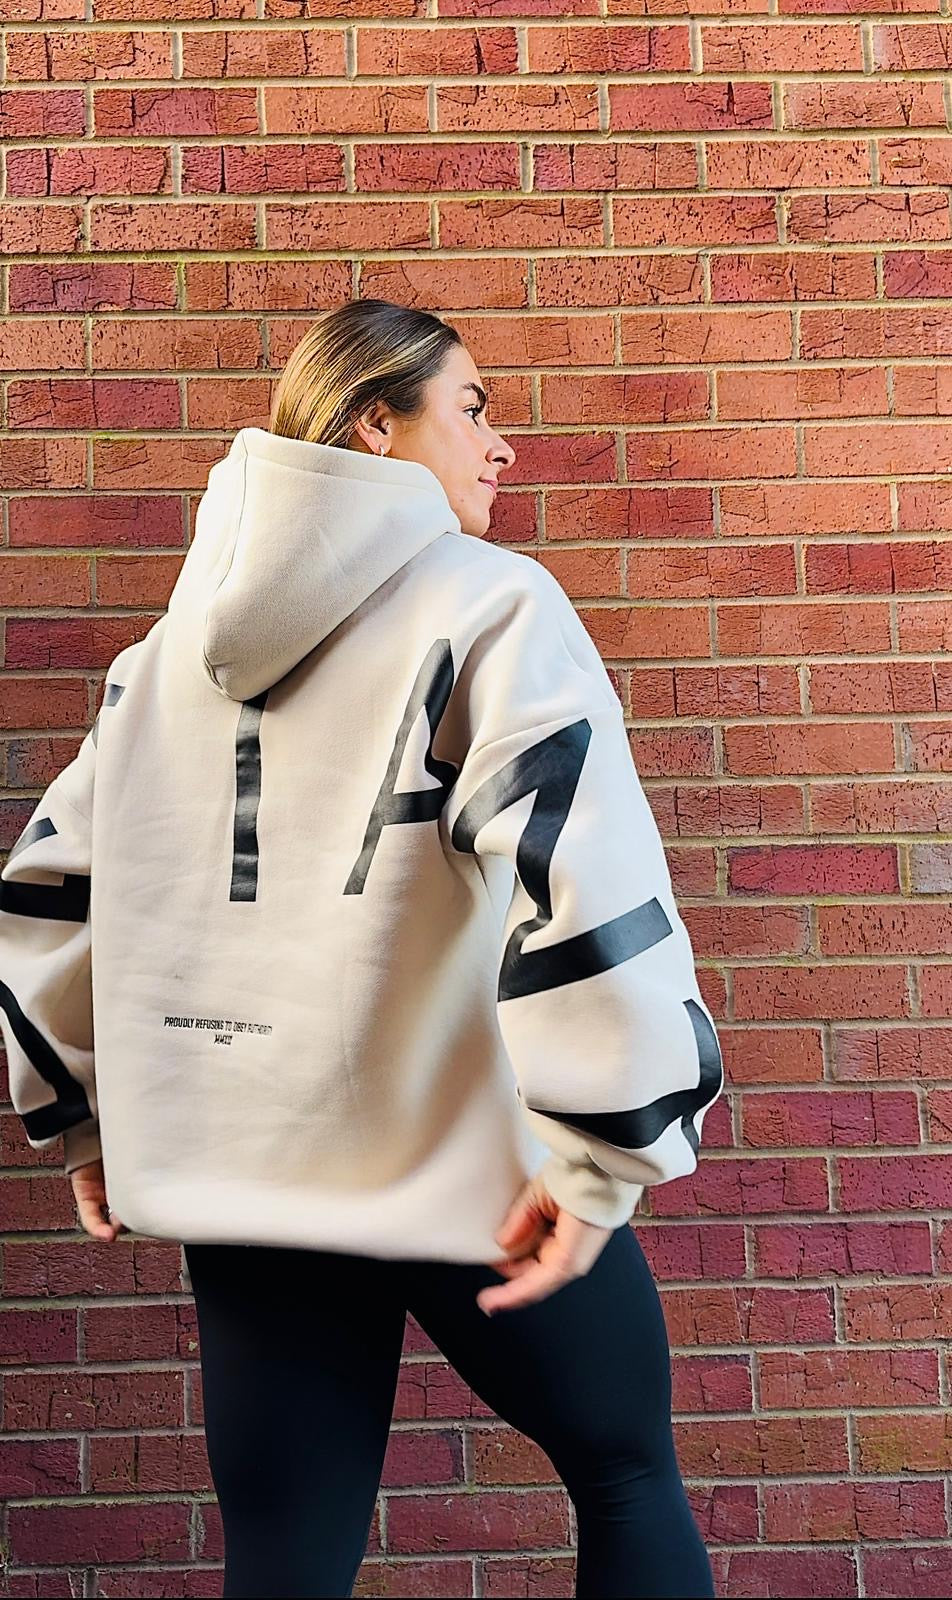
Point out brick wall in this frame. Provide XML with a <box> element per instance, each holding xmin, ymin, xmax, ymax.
<box><xmin>1</xmin><ymin>1</ymin><xmax>951</xmax><ymax>1595</ymax></box>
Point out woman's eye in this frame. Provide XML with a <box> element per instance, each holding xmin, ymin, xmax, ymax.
<box><xmin>466</xmin><ymin>405</ymin><xmax>484</xmax><ymax>424</ymax></box>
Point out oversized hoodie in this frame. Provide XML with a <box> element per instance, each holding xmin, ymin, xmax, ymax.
<box><xmin>0</xmin><ymin>426</ymin><xmax>723</xmax><ymax>1263</ymax></box>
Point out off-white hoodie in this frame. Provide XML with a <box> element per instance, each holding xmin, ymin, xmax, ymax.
<box><xmin>0</xmin><ymin>427</ymin><xmax>723</xmax><ymax>1263</ymax></box>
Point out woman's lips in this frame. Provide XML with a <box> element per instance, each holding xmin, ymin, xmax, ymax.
<box><xmin>479</xmin><ymin>479</ymin><xmax>498</xmax><ymax>498</ymax></box>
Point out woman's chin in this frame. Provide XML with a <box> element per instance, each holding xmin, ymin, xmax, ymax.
<box><xmin>458</xmin><ymin>504</ymin><xmax>493</xmax><ymax>539</ymax></box>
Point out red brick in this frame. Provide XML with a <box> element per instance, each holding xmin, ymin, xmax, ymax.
<box><xmin>653</xmin><ymin>782</ymin><xmax>806</xmax><ymax>842</ymax></box>
<box><xmin>712</xmin><ymin>249</ymin><xmax>876</xmax><ymax>303</ymax></box>
<box><xmin>611</xmin><ymin>81</ymin><xmax>773</xmax><ymax>131</ymax></box>
<box><xmin>0</xmin><ymin>1307</ymin><xmax>78</xmax><ymax>1364</ymax></box>
<box><xmin>439</xmin><ymin>81</ymin><xmax>599</xmax><ymax>134</ymax></box>
<box><xmin>704</xmin><ymin>24</ymin><xmax>863</xmax><ymax>74</ymax></box>
<box><xmin>387</xmin><ymin>1488</ymin><xmax>569</xmax><ymax>1554</ymax></box>
<box><xmin>5</xmin><ymin>616</ymin><xmax>156</xmax><ymax>670</ymax></box>
<box><xmin>88</xmin><ymin>1430</ymin><xmax>211</xmax><ymax>1495</ymax></box>
<box><xmin>0</xmin><ymin>89</ymin><xmax>86</xmax><ymax>138</ymax></box>
<box><xmin>635</xmin><ymin>665</ymin><xmax>800</xmax><ymax>719</ymax></box>
<box><xmin>0</xmin><ymin>203</ymin><xmax>83</xmax><ymax>253</ymax></box>
<box><xmin>754</xmin><ymin>1220</ymin><xmax>933</xmax><ymax>1280</ymax></box>
<box><xmin>812</xmin><ymin>781</ymin><xmax>952</xmax><ymax>836</ymax></box>
<box><xmin>7</xmin><ymin>736</ymin><xmax>84</xmax><ymax>787</ymax></box>
<box><xmin>855</xmin><ymin>1413</ymin><xmax>952</xmax><ymax>1473</ymax></box>
<box><xmin>785</xmin><ymin>80</ymin><xmax>945</xmax><ymax>130</ymax></box>
<box><xmin>0</xmin><ymin>677</ymin><xmax>88</xmax><ymax>731</ymax></box>
<box><xmin>733</xmin><ymin>965</ymin><xmax>911</xmax><ymax>1021</ymax></box>
<box><xmin>614</xmin><ymin>194</ymin><xmax>778</xmax><ymax>248</ymax></box>
<box><xmin>651</xmin><ymin>1157</ymin><xmax>830</xmax><ymax>1219</ymax></box>
<box><xmin>672</xmin><ymin>1354</ymin><xmax>753</xmax><ymax>1415</ymax></box>
<box><xmin>184</xmin><ymin>22</ymin><xmax>346</xmax><ymax>78</ymax></box>
<box><xmin>718</xmin><ymin>603</ymin><xmax>892</xmax><ymax>657</ymax></box>
<box><xmin>683</xmin><ymin>905</ymin><xmax>808</xmax><ymax>959</ymax></box>
<box><xmin>904</xmin><ymin>721</ymin><xmax>952</xmax><ymax>772</ymax></box>
<box><xmin>0</xmin><ymin>555</ymin><xmax>91</xmax><ymax>607</ymax></box>
<box><xmin>713</xmin><ymin>1547</ymin><xmax>858</xmax><ymax>1597</ymax></box>
<box><xmin>758</xmin><ymin>1350</ymin><xmax>940</xmax><ymax>1414</ymax></box>
<box><xmin>528</xmin><ymin>23</ymin><xmax>689</xmax><ymax>75</ymax></box>
<box><xmin>844</xmin><ymin>1283</ymin><xmax>952</xmax><ymax>1346</ymax></box>
<box><xmin>789</xmin><ymin>190</ymin><xmax>952</xmax><ymax>245</ymax></box>
<box><xmin>662</xmin><ymin>1285</ymin><xmax>834</xmax><ymax>1351</ymax></box>
<box><xmin>545</xmin><ymin>138</ymin><xmax>697</xmax><ymax>195</ymax></box>
<box><xmin>94</xmin><ymin>87</ymin><xmax>258</xmax><ymax>137</ymax></box>
<box><xmin>545</xmin><ymin>484</ymin><xmax>713</xmax><ymax>540</ymax></box>
<box><xmin>537</xmin><ymin>254</ymin><xmax>703</xmax><ymax>308</ymax></box>
<box><xmin>640</xmin><ymin>1222</ymin><xmax>747</xmax><ymax>1282</ymax></box>
<box><xmin>723</xmin><ymin>723</ymin><xmax>896</xmax><ymax>777</ymax></box>
<box><xmin>729</xmin><ymin>845</ymin><xmax>899</xmax><ymax>895</ymax></box>
<box><xmin>6</xmin><ymin>28</ymin><xmax>171</xmax><ymax>82</ymax></box>
<box><xmin>834</xmin><ymin>1025</ymin><xmax>952</xmax><ymax>1082</ymax></box>
<box><xmin>927</xmin><ymin>1087</ymin><xmax>952</xmax><ymax>1142</ymax></box>
<box><xmin>0</xmin><ymin>319</ymin><xmax>84</xmax><ymax>372</ymax></box>
<box><xmin>864</xmin><ymin>1549</ymin><xmax>952</xmax><ymax>1600</ymax></box>
<box><xmin>820</xmin><ymin>903</ymin><xmax>952</xmax><ymax>956</ymax></box>
<box><xmin>764</xmin><ymin>1478</ymin><xmax>945</xmax><ymax>1541</ymax></box>
<box><xmin>0</xmin><ymin>1439</ymin><xmax>81</xmax><ymax>1498</ymax></box>
<box><xmin>718</xmin><ymin>365</ymin><xmax>886</xmax><ymax>420</ymax></box>
<box><xmin>742</xmin><ymin>1090</ymin><xmax>920</xmax><ymax>1150</ymax></box>
<box><xmin>543</xmin><ymin>371</ymin><xmax>708</xmax><ymax>425</ymax></box>
<box><xmin>721</xmin><ymin>481</ymin><xmax>890</xmax><ymax>536</ymax></box>
<box><xmin>720</xmin><ymin>1026</ymin><xmax>824</xmax><ymax>1086</ymax></box>
<box><xmin>8</xmin><ymin>145</ymin><xmax>173</xmax><ymax>199</ymax></box>
<box><xmin>358</xmin><ymin>138</ymin><xmax>521</xmax><ymax>193</ymax></box>
<box><xmin>838</xmin><ymin>1155</ymin><xmax>952</xmax><ymax>1212</ymax></box>
<box><xmin>7</xmin><ymin>378</ymin><xmax>181</xmax><ymax>432</ymax></box>
<box><xmin>910</xmin><ymin>842</ymin><xmax>952</xmax><ymax>892</ymax></box>
<box><xmin>873</xmin><ymin>23</ymin><xmax>952</xmax><ymax>71</ymax></box>
<box><xmin>808</xmin><ymin>661</ymin><xmax>945</xmax><ymax>714</ymax></box>
<box><xmin>8</xmin><ymin>1501</ymin><xmax>190</xmax><ymax>1566</ymax></box>
<box><xmin>880</xmin><ymin>137</ymin><xmax>952</xmax><ymax>188</ymax></box>
<box><xmin>805</xmin><ymin>421</ymin><xmax>952</xmax><ymax>477</ymax></box>
<box><xmin>675</xmin><ymin>1415</ymin><xmax>848</xmax><ymax>1476</ymax></box>
<box><xmin>9</xmin><ymin>261</ymin><xmax>176</xmax><ymax>312</ymax></box>
<box><xmin>9</xmin><ymin>495</ymin><xmax>184</xmax><ymax>550</ymax></box>
<box><xmin>90</xmin><ymin>200</ymin><xmax>257</xmax><ymax>253</ymax></box>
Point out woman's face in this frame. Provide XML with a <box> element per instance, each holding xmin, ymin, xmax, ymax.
<box><xmin>348</xmin><ymin>343</ymin><xmax>516</xmax><ymax>537</ymax></box>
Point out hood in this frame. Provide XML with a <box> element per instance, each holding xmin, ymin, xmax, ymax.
<box><xmin>165</xmin><ymin>426</ymin><xmax>463</xmax><ymax>703</ymax></box>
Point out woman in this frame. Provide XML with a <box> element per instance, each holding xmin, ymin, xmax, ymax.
<box><xmin>0</xmin><ymin>298</ymin><xmax>723</xmax><ymax>1598</ymax></box>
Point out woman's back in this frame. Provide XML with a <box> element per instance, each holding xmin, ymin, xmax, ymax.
<box><xmin>1</xmin><ymin>423</ymin><xmax>721</xmax><ymax>1265</ymax></box>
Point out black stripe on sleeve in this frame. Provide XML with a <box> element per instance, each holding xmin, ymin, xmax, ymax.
<box><xmin>0</xmin><ymin>978</ymin><xmax>94</xmax><ymax>1139</ymax></box>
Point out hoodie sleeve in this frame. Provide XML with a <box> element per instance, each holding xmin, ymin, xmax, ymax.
<box><xmin>444</xmin><ymin>566</ymin><xmax>724</xmax><ymax>1230</ymax></box>
<box><xmin>0</xmin><ymin>729</ymin><xmax>100</xmax><ymax>1176</ymax></box>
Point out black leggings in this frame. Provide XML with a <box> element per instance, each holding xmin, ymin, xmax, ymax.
<box><xmin>184</xmin><ymin>1222</ymin><xmax>715</xmax><ymax>1600</ymax></box>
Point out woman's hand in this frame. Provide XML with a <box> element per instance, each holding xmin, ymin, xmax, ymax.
<box><xmin>69</xmin><ymin>1157</ymin><xmax>127</xmax><ymax>1241</ymax></box>
<box><xmin>477</xmin><ymin>1172</ymin><xmax>614</xmax><ymax>1316</ymax></box>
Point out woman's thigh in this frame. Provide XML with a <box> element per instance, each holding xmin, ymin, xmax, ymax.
<box><xmin>404</xmin><ymin>1222</ymin><xmax>677</xmax><ymax>1476</ymax></box>
<box><xmin>184</xmin><ymin>1241</ymin><xmax>408</xmax><ymax>1599</ymax></box>
<box><xmin>403</xmin><ymin>1223</ymin><xmax>712</xmax><ymax>1599</ymax></box>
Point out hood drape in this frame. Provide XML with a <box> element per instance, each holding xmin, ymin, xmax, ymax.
<box><xmin>166</xmin><ymin>425</ymin><xmax>462</xmax><ymax>703</ymax></box>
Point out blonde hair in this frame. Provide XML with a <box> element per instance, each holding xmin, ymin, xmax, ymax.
<box><xmin>269</xmin><ymin>298</ymin><xmax>464</xmax><ymax>449</ymax></box>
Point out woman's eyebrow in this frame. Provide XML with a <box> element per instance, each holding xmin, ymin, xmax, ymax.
<box><xmin>459</xmin><ymin>382</ymin><xmax>487</xmax><ymax>409</ymax></box>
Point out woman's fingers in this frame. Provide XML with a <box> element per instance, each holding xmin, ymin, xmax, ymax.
<box><xmin>478</xmin><ymin>1251</ymin><xmax>578</xmax><ymax>1315</ymax></box>
<box><xmin>478</xmin><ymin>1208</ymin><xmax>614</xmax><ymax>1315</ymax></box>
<box><xmin>68</xmin><ymin>1157</ymin><xmax>126</xmax><ymax>1240</ymax></box>
<box><xmin>74</xmin><ymin>1192</ymin><xmax>121</xmax><ymax>1241</ymax></box>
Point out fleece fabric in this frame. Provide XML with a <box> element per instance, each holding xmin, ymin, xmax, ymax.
<box><xmin>0</xmin><ymin>426</ymin><xmax>724</xmax><ymax>1263</ymax></box>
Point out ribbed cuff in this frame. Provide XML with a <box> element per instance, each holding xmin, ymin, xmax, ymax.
<box><xmin>63</xmin><ymin>1117</ymin><xmax>102</xmax><ymax>1175</ymax></box>
<box><xmin>538</xmin><ymin>1152</ymin><xmax>644</xmax><ymax>1229</ymax></box>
